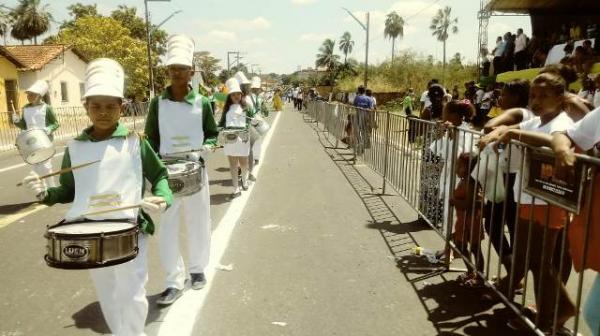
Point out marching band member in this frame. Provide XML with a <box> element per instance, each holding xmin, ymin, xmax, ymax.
<box><xmin>21</xmin><ymin>58</ymin><xmax>173</xmax><ymax>336</ymax></box>
<box><xmin>219</xmin><ymin>78</ymin><xmax>255</xmax><ymax>197</ymax></box>
<box><xmin>249</xmin><ymin>76</ymin><xmax>269</xmax><ymax>174</ymax></box>
<box><xmin>12</xmin><ymin>80</ymin><xmax>59</xmax><ymax>187</ymax></box>
<box><xmin>144</xmin><ymin>34</ymin><xmax>219</xmax><ymax>305</ymax></box>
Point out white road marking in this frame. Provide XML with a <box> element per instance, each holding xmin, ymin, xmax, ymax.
<box><xmin>0</xmin><ymin>151</ymin><xmax>65</xmax><ymax>174</ymax></box>
<box><xmin>0</xmin><ymin>204</ymin><xmax>47</xmax><ymax>229</ymax></box>
<box><xmin>157</xmin><ymin>111</ymin><xmax>282</xmax><ymax>336</ymax></box>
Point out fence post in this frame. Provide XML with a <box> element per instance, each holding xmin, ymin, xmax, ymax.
<box><xmin>443</xmin><ymin>127</ymin><xmax>460</xmax><ymax>270</ymax></box>
<box><xmin>381</xmin><ymin>109</ymin><xmax>391</xmax><ymax>194</ymax></box>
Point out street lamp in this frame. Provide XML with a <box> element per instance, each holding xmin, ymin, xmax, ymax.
<box><xmin>342</xmin><ymin>7</ymin><xmax>370</xmax><ymax>88</ymax></box>
<box><xmin>144</xmin><ymin>0</ymin><xmax>179</xmax><ymax>98</ymax></box>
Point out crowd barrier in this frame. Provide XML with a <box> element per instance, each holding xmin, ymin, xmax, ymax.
<box><xmin>305</xmin><ymin>100</ymin><xmax>599</xmax><ymax>336</ymax></box>
<box><xmin>0</xmin><ymin>102</ymin><xmax>149</xmax><ymax>152</ymax></box>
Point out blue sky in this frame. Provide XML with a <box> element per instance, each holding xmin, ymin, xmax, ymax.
<box><xmin>5</xmin><ymin>0</ymin><xmax>531</xmax><ymax>74</ymax></box>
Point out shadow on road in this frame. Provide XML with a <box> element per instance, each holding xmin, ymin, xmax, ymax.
<box><xmin>308</xmin><ymin>119</ymin><xmax>536</xmax><ymax>336</ymax></box>
<box><xmin>0</xmin><ymin>201</ymin><xmax>37</xmax><ymax>215</ymax></box>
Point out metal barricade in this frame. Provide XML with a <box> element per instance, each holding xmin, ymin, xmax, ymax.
<box><xmin>305</xmin><ymin>101</ymin><xmax>599</xmax><ymax>336</ymax></box>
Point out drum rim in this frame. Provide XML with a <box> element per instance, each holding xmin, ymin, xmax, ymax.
<box><xmin>47</xmin><ymin>219</ymin><xmax>138</xmax><ymax>237</ymax></box>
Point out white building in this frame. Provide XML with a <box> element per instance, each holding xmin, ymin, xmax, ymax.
<box><xmin>4</xmin><ymin>45</ymin><xmax>88</xmax><ymax>107</ymax></box>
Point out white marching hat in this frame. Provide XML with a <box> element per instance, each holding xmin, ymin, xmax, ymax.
<box><xmin>225</xmin><ymin>77</ymin><xmax>242</xmax><ymax>94</ymax></box>
<box><xmin>250</xmin><ymin>76</ymin><xmax>261</xmax><ymax>89</ymax></box>
<box><xmin>234</xmin><ymin>71</ymin><xmax>250</xmax><ymax>85</ymax></box>
<box><xmin>25</xmin><ymin>80</ymin><xmax>49</xmax><ymax>96</ymax></box>
<box><xmin>83</xmin><ymin>58</ymin><xmax>124</xmax><ymax>99</ymax></box>
<box><xmin>166</xmin><ymin>34</ymin><xmax>195</xmax><ymax>67</ymax></box>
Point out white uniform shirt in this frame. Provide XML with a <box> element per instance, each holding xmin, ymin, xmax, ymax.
<box><xmin>420</xmin><ymin>91</ymin><xmax>431</xmax><ymax>109</ymax></box>
<box><xmin>514</xmin><ymin>112</ymin><xmax>575</xmax><ymax>205</ymax></box>
<box><xmin>567</xmin><ymin>107</ymin><xmax>600</xmax><ymax>151</ymax></box>
<box><xmin>515</xmin><ymin>33</ymin><xmax>528</xmax><ymax>53</ymax></box>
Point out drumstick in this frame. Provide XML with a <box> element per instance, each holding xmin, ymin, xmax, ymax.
<box><xmin>81</xmin><ymin>201</ymin><xmax>166</xmax><ymax>217</ymax></box>
<box><xmin>16</xmin><ymin>160</ymin><xmax>100</xmax><ymax>187</ymax></box>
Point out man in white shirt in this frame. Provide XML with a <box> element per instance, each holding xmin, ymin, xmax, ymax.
<box><xmin>514</xmin><ymin>28</ymin><xmax>529</xmax><ymax>70</ymax></box>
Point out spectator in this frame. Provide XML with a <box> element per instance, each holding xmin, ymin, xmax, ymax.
<box><xmin>493</xmin><ymin>73</ymin><xmax>576</xmax><ymax>332</ymax></box>
<box><xmin>492</xmin><ymin>36</ymin><xmax>506</xmax><ymax>75</ymax></box>
<box><xmin>464</xmin><ymin>81</ymin><xmax>477</xmax><ymax>105</ymax></box>
<box><xmin>480</xmin><ymin>48</ymin><xmax>492</xmax><ymax>77</ymax></box>
<box><xmin>503</xmin><ymin>32</ymin><xmax>516</xmax><ymax>72</ymax></box>
<box><xmin>451</xmin><ymin>85</ymin><xmax>460</xmax><ymax>100</ymax></box>
<box><xmin>365</xmin><ymin>89</ymin><xmax>376</xmax><ymax>109</ymax></box>
<box><xmin>583</xmin><ymin>39</ymin><xmax>594</xmax><ymax>56</ymax></box>
<box><xmin>403</xmin><ymin>88</ymin><xmax>414</xmax><ymax>116</ymax></box>
<box><xmin>353</xmin><ymin>85</ymin><xmax>373</xmax><ymax>110</ymax></box>
<box><xmin>579</xmin><ymin>77</ymin><xmax>596</xmax><ymax>105</ymax></box>
<box><xmin>540</xmin><ymin>64</ymin><xmax>592</xmax><ymax>121</ymax></box>
<box><xmin>419</xmin><ymin>84</ymin><xmax>447</xmax><ymax>227</ymax></box>
<box><xmin>420</xmin><ymin>79</ymin><xmax>438</xmax><ymax>114</ymax></box>
<box><xmin>451</xmin><ymin>153</ymin><xmax>485</xmax><ymax>287</ymax></box>
<box><xmin>514</xmin><ymin>28</ymin><xmax>529</xmax><ymax>70</ymax></box>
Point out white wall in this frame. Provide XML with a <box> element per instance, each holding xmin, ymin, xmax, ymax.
<box><xmin>19</xmin><ymin>49</ymin><xmax>87</xmax><ymax>108</ymax></box>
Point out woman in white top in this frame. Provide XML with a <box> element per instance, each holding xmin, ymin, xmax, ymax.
<box><xmin>219</xmin><ymin>78</ymin><xmax>255</xmax><ymax>197</ymax></box>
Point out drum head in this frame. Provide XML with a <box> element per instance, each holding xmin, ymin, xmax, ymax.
<box><xmin>48</xmin><ymin>222</ymin><xmax>135</xmax><ymax>235</ymax></box>
<box><xmin>26</xmin><ymin>147</ymin><xmax>55</xmax><ymax>164</ymax></box>
<box><xmin>166</xmin><ymin>160</ymin><xmax>200</xmax><ymax>174</ymax></box>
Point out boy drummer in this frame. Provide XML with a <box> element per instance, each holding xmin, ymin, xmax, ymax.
<box><xmin>22</xmin><ymin>58</ymin><xmax>172</xmax><ymax>336</ymax></box>
<box><xmin>12</xmin><ymin>80</ymin><xmax>59</xmax><ymax>187</ymax></box>
<box><xmin>144</xmin><ymin>34</ymin><xmax>219</xmax><ymax>305</ymax></box>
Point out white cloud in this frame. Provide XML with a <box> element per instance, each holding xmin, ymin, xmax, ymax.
<box><xmin>291</xmin><ymin>0</ymin><xmax>317</xmax><ymax>5</ymax></box>
<box><xmin>299</xmin><ymin>33</ymin><xmax>331</xmax><ymax>42</ymax></box>
<box><xmin>243</xmin><ymin>37</ymin><xmax>267</xmax><ymax>46</ymax></box>
<box><xmin>195</xmin><ymin>16</ymin><xmax>271</xmax><ymax>32</ymax></box>
<box><xmin>206</xmin><ymin>30</ymin><xmax>237</xmax><ymax>41</ymax></box>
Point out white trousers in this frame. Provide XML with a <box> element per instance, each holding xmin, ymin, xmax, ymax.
<box><xmin>252</xmin><ymin>137</ymin><xmax>263</xmax><ymax>161</ymax></box>
<box><xmin>90</xmin><ymin>234</ymin><xmax>149</xmax><ymax>336</ymax></box>
<box><xmin>159</xmin><ymin>169</ymin><xmax>211</xmax><ymax>290</ymax></box>
<box><xmin>33</xmin><ymin>159</ymin><xmax>56</xmax><ymax>187</ymax></box>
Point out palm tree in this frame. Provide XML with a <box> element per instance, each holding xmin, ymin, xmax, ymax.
<box><xmin>10</xmin><ymin>0</ymin><xmax>53</xmax><ymax>44</ymax></box>
<box><xmin>0</xmin><ymin>9</ymin><xmax>14</xmax><ymax>45</ymax></box>
<box><xmin>338</xmin><ymin>32</ymin><xmax>354</xmax><ymax>64</ymax></box>
<box><xmin>315</xmin><ymin>38</ymin><xmax>340</xmax><ymax>87</ymax></box>
<box><xmin>429</xmin><ymin>6</ymin><xmax>458</xmax><ymax>70</ymax></box>
<box><xmin>384</xmin><ymin>11</ymin><xmax>404</xmax><ymax>64</ymax></box>
<box><xmin>316</xmin><ymin>38</ymin><xmax>340</xmax><ymax>70</ymax></box>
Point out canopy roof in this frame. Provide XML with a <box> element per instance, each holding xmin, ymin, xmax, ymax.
<box><xmin>486</xmin><ymin>0</ymin><xmax>600</xmax><ymax>14</ymax></box>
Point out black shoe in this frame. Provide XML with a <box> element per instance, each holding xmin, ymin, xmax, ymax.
<box><xmin>191</xmin><ymin>273</ymin><xmax>207</xmax><ymax>290</ymax></box>
<box><xmin>156</xmin><ymin>287</ymin><xmax>182</xmax><ymax>306</ymax></box>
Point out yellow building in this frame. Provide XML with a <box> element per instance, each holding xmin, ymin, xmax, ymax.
<box><xmin>0</xmin><ymin>46</ymin><xmax>24</xmax><ymax>112</ymax></box>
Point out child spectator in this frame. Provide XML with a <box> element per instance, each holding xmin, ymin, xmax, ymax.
<box><xmin>450</xmin><ymin>153</ymin><xmax>485</xmax><ymax>287</ymax></box>
<box><xmin>551</xmin><ymin>108</ymin><xmax>600</xmax><ymax>336</ymax></box>
<box><xmin>493</xmin><ymin>73</ymin><xmax>576</xmax><ymax>333</ymax></box>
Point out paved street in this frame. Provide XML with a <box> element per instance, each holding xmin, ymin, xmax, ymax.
<box><xmin>0</xmin><ymin>104</ymin><xmax>590</xmax><ymax>336</ymax></box>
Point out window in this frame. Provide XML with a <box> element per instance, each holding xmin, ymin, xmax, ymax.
<box><xmin>60</xmin><ymin>81</ymin><xmax>68</xmax><ymax>102</ymax></box>
<box><xmin>79</xmin><ymin>83</ymin><xmax>85</xmax><ymax>100</ymax></box>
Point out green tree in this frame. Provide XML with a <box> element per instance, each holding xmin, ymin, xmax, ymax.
<box><xmin>52</xmin><ymin>16</ymin><xmax>151</xmax><ymax>98</ymax></box>
<box><xmin>338</xmin><ymin>31</ymin><xmax>354</xmax><ymax>64</ymax></box>
<box><xmin>449</xmin><ymin>52</ymin><xmax>462</xmax><ymax>68</ymax></box>
<box><xmin>384</xmin><ymin>11</ymin><xmax>405</xmax><ymax>64</ymax></box>
<box><xmin>10</xmin><ymin>0</ymin><xmax>53</xmax><ymax>44</ymax></box>
<box><xmin>193</xmin><ymin>51</ymin><xmax>221</xmax><ymax>87</ymax></box>
<box><xmin>60</xmin><ymin>3</ymin><xmax>99</xmax><ymax>29</ymax></box>
<box><xmin>110</xmin><ymin>5</ymin><xmax>167</xmax><ymax>56</ymax></box>
<box><xmin>429</xmin><ymin>6</ymin><xmax>458</xmax><ymax>70</ymax></box>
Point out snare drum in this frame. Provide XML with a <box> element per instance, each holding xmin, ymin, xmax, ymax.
<box><xmin>15</xmin><ymin>128</ymin><xmax>55</xmax><ymax>164</ymax></box>
<box><xmin>163</xmin><ymin>159</ymin><xmax>204</xmax><ymax>196</ymax></box>
<box><xmin>251</xmin><ymin>116</ymin><xmax>270</xmax><ymax>136</ymax></box>
<box><xmin>45</xmin><ymin>220</ymin><xmax>139</xmax><ymax>269</ymax></box>
<box><xmin>219</xmin><ymin>129</ymin><xmax>249</xmax><ymax>145</ymax></box>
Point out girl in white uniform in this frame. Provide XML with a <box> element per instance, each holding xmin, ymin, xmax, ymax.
<box><xmin>220</xmin><ymin>78</ymin><xmax>255</xmax><ymax>197</ymax></box>
<box><xmin>12</xmin><ymin>80</ymin><xmax>59</xmax><ymax>187</ymax></box>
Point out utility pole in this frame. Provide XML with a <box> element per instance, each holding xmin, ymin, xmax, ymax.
<box><xmin>227</xmin><ymin>51</ymin><xmax>242</xmax><ymax>72</ymax></box>
<box><xmin>342</xmin><ymin>8</ymin><xmax>370</xmax><ymax>88</ymax></box>
<box><xmin>144</xmin><ymin>0</ymin><xmax>155</xmax><ymax>98</ymax></box>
